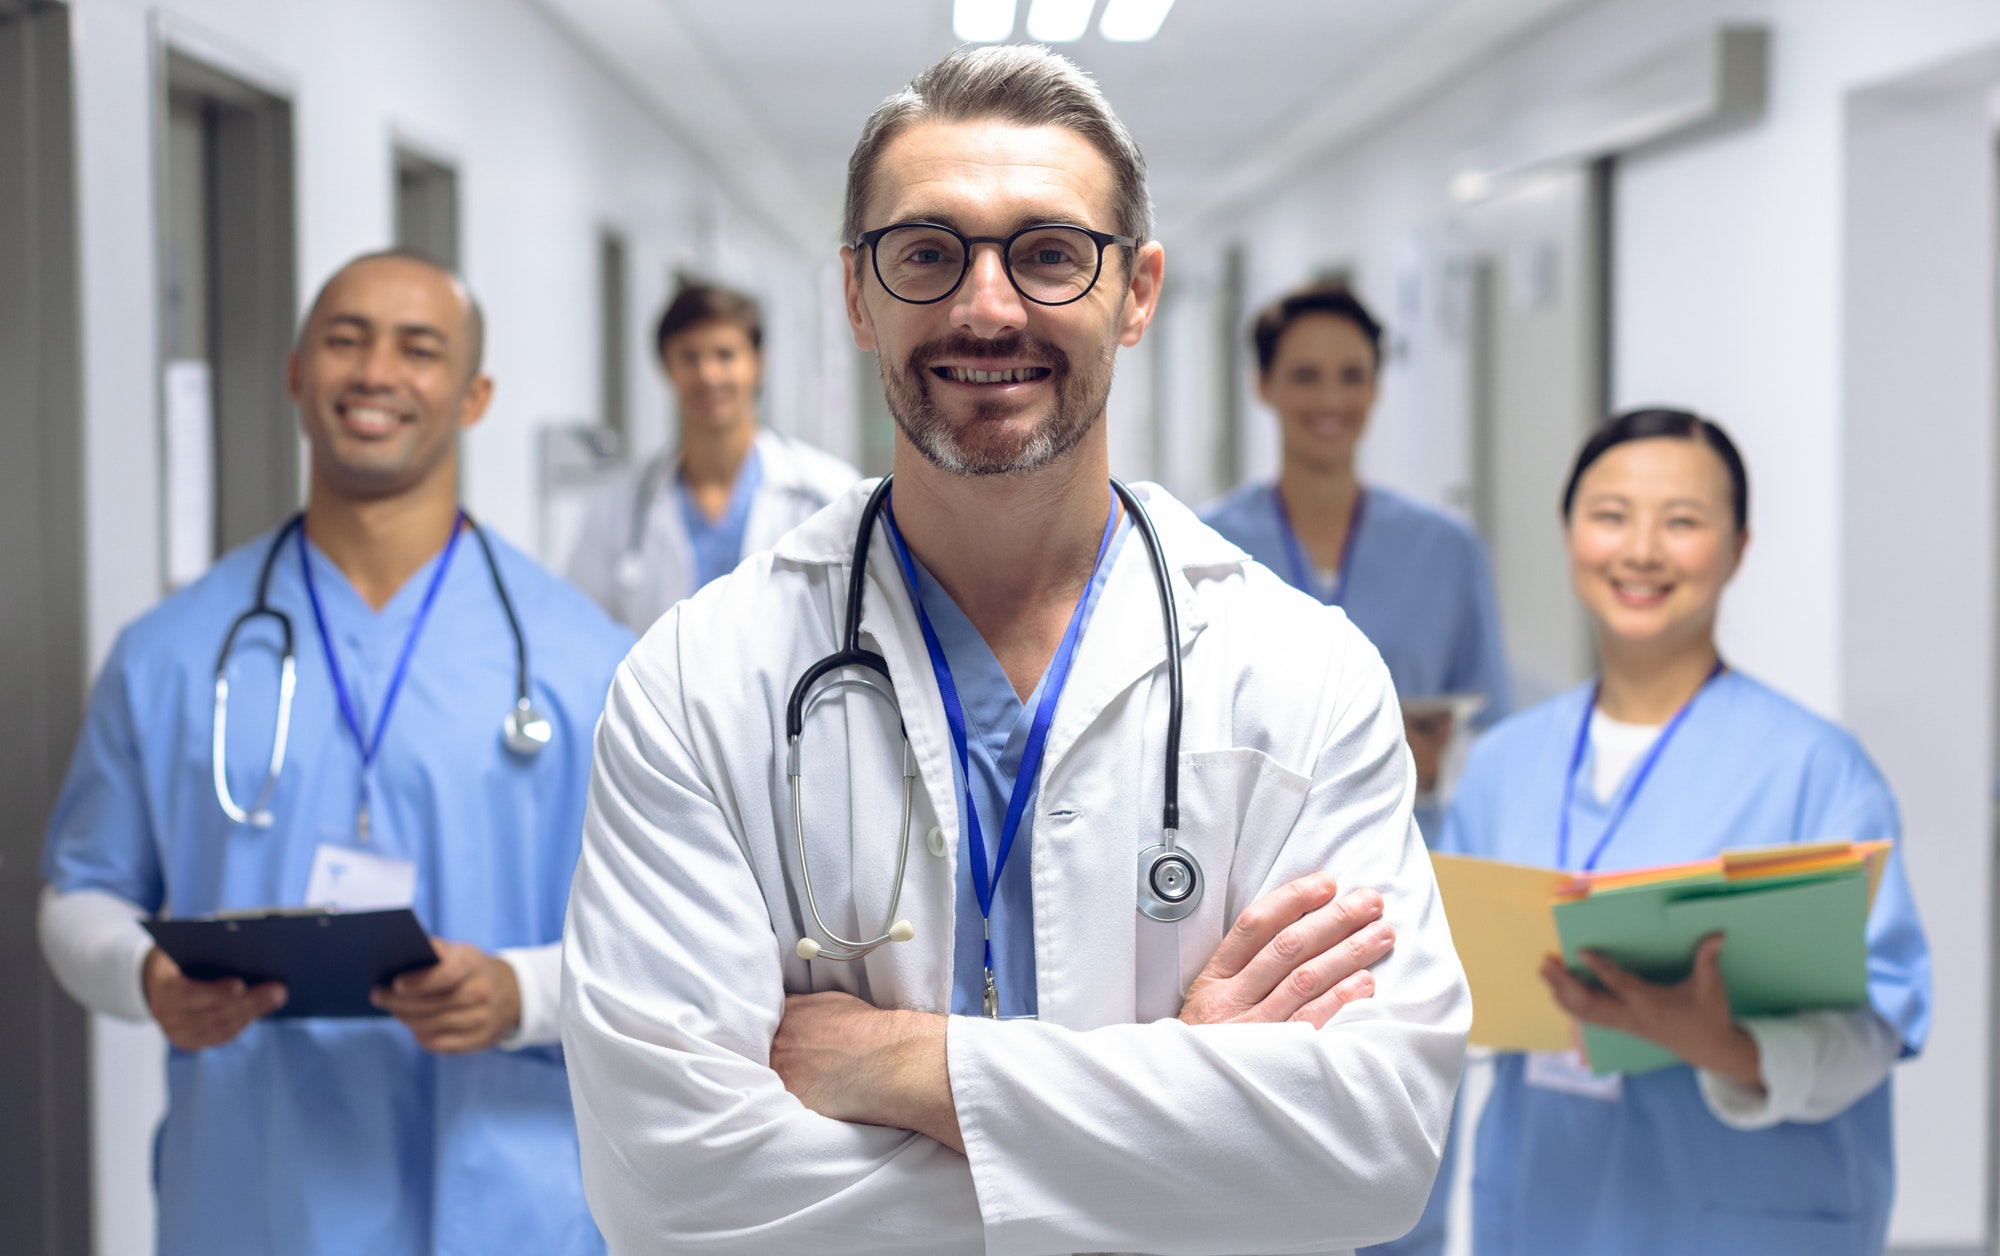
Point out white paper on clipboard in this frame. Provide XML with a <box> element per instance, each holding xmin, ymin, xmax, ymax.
<box><xmin>1401</xmin><ymin>691</ymin><xmax>1488</xmax><ymax>808</ymax></box>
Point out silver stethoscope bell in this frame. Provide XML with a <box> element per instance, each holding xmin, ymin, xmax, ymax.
<box><xmin>503</xmin><ymin>699</ymin><xmax>553</xmax><ymax>757</ymax></box>
<box><xmin>1137</xmin><ymin>833</ymin><xmax>1203</xmax><ymax>923</ymax></box>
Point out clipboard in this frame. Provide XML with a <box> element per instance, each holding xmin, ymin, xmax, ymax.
<box><xmin>144</xmin><ymin>907</ymin><xmax>439</xmax><ymax>1019</ymax></box>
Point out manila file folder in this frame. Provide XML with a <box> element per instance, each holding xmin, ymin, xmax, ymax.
<box><xmin>1428</xmin><ymin>853</ymin><xmax>1573</xmax><ymax>1053</ymax></box>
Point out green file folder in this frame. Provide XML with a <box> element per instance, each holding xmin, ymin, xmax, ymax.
<box><xmin>1551</xmin><ymin>869</ymin><xmax>1871</xmax><ymax>1075</ymax></box>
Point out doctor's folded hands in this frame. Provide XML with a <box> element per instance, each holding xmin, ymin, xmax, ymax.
<box><xmin>560</xmin><ymin>45</ymin><xmax>1471</xmax><ymax>1256</ymax></box>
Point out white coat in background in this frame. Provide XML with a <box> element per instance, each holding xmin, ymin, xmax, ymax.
<box><xmin>564</xmin><ymin>428</ymin><xmax>859</xmax><ymax>632</ymax></box>
<box><xmin>561</xmin><ymin>482</ymin><xmax>1472</xmax><ymax>1256</ymax></box>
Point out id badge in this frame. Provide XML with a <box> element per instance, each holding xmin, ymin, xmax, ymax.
<box><xmin>304</xmin><ymin>843</ymin><xmax>418</xmax><ymax>911</ymax></box>
<box><xmin>1524</xmin><ymin>1049</ymin><xmax>1623</xmax><ymax>1102</ymax></box>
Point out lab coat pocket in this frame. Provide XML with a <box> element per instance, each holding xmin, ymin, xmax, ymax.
<box><xmin>1171</xmin><ymin>748</ymin><xmax>1313</xmax><ymax>992</ymax></box>
<box><xmin>1691</xmin><ymin>1207</ymin><xmax>1866</xmax><ymax>1256</ymax></box>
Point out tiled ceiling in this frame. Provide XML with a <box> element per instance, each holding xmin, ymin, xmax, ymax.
<box><xmin>664</xmin><ymin>0</ymin><xmax>1458</xmax><ymax>225</ymax></box>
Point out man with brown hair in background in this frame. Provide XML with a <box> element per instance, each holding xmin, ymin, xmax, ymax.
<box><xmin>566</xmin><ymin>278</ymin><xmax>858</xmax><ymax>631</ymax></box>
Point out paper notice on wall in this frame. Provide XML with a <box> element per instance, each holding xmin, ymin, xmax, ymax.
<box><xmin>163</xmin><ymin>359</ymin><xmax>216</xmax><ymax>588</ymax></box>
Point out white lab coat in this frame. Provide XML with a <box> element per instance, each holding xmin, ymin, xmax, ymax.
<box><xmin>561</xmin><ymin>481</ymin><xmax>1472</xmax><ymax>1256</ymax></box>
<box><xmin>565</xmin><ymin>427</ymin><xmax>860</xmax><ymax>632</ymax></box>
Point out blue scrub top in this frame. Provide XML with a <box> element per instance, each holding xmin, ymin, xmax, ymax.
<box><xmin>1437</xmin><ymin>670</ymin><xmax>1932</xmax><ymax>1256</ymax></box>
<box><xmin>677</xmin><ymin>444</ymin><xmax>764</xmax><ymax>592</ymax></box>
<box><xmin>1201</xmin><ymin>482</ymin><xmax>1511</xmax><ymax>841</ymax></box>
<box><xmin>43</xmin><ymin>524</ymin><xmax>634</xmax><ymax>1256</ymax></box>
<box><xmin>893</xmin><ymin>519</ymin><xmax>1129</xmax><ymax>1020</ymax></box>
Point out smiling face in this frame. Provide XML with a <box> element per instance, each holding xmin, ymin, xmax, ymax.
<box><xmin>1565</xmin><ymin>436</ymin><xmax>1748</xmax><ymax>654</ymax></box>
<box><xmin>842</xmin><ymin>118</ymin><xmax>1161</xmax><ymax>476</ymax></box>
<box><xmin>1259</xmin><ymin>312</ymin><xmax>1378</xmax><ymax>473</ymax></box>
<box><xmin>662</xmin><ymin>318</ymin><xmax>761</xmax><ymax>437</ymax></box>
<box><xmin>287</xmin><ymin>256</ymin><xmax>491</xmax><ymax>502</ymax></box>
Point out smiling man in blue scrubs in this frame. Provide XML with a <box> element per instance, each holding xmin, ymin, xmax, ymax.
<box><xmin>38</xmin><ymin>250</ymin><xmax>632</xmax><ymax>1255</ymax></box>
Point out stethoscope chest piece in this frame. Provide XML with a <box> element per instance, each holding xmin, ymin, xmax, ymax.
<box><xmin>503</xmin><ymin>699</ymin><xmax>553</xmax><ymax>757</ymax></box>
<box><xmin>1137</xmin><ymin>835</ymin><xmax>1202</xmax><ymax>922</ymax></box>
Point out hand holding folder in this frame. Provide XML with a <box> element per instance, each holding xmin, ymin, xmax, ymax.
<box><xmin>1431</xmin><ymin>841</ymin><xmax>1889</xmax><ymax>1074</ymax></box>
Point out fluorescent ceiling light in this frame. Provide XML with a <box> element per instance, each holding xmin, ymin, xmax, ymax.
<box><xmin>1098</xmin><ymin>0</ymin><xmax>1175</xmax><ymax>42</ymax></box>
<box><xmin>1026</xmin><ymin>0</ymin><xmax>1097</xmax><ymax>42</ymax></box>
<box><xmin>954</xmin><ymin>0</ymin><xmax>1018</xmax><ymax>42</ymax></box>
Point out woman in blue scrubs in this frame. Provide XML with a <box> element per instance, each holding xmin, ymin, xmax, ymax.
<box><xmin>1202</xmin><ymin>282</ymin><xmax>1510</xmax><ymax>835</ymax></box>
<box><xmin>1440</xmin><ymin>408</ymin><xmax>1931</xmax><ymax>1255</ymax></box>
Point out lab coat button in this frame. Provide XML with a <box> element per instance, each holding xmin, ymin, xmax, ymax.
<box><xmin>926</xmin><ymin>825</ymin><xmax>947</xmax><ymax>857</ymax></box>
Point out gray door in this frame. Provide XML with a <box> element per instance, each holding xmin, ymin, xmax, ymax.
<box><xmin>0</xmin><ymin>2</ymin><xmax>93</xmax><ymax>1251</ymax></box>
<box><xmin>160</xmin><ymin>51</ymin><xmax>299</xmax><ymax>584</ymax></box>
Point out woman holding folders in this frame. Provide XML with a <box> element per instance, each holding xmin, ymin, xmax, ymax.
<box><xmin>1438</xmin><ymin>408</ymin><xmax>1931</xmax><ymax>1255</ymax></box>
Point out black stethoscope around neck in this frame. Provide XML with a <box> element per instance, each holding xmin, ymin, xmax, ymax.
<box><xmin>211</xmin><ymin>511</ymin><xmax>551</xmax><ymax>827</ymax></box>
<box><xmin>785</xmin><ymin>476</ymin><xmax>1199</xmax><ymax>964</ymax></box>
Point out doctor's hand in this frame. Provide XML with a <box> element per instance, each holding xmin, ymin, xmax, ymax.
<box><xmin>143</xmin><ymin>946</ymin><xmax>287</xmax><ymax>1051</ymax></box>
<box><xmin>1540</xmin><ymin>934</ymin><xmax>1763</xmax><ymax>1089</ymax></box>
<box><xmin>772</xmin><ymin>992</ymin><xmax>963</xmax><ymax>1153</ymax></box>
<box><xmin>371</xmin><ymin>939</ymin><xmax>521</xmax><ymax>1053</ymax></box>
<box><xmin>1178</xmin><ymin>873</ymin><xmax>1392</xmax><ymax>1029</ymax></box>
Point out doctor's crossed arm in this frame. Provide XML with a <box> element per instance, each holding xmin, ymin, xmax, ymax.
<box><xmin>771</xmin><ymin>873</ymin><xmax>1394</xmax><ymax>1149</ymax></box>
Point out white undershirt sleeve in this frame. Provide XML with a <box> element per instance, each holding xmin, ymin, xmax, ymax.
<box><xmin>496</xmin><ymin>943</ymin><xmax>563</xmax><ymax>1049</ymax></box>
<box><xmin>38</xmin><ymin>885</ymin><xmax>155</xmax><ymax>1022</ymax></box>
<box><xmin>1697</xmin><ymin>1007</ymin><xmax>1904</xmax><ymax>1128</ymax></box>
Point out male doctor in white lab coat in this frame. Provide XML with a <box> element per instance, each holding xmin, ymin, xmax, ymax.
<box><xmin>562</xmin><ymin>45</ymin><xmax>1471</xmax><ymax>1256</ymax></box>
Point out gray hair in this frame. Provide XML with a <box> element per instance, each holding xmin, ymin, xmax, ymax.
<box><xmin>842</xmin><ymin>45</ymin><xmax>1153</xmax><ymax>249</ymax></box>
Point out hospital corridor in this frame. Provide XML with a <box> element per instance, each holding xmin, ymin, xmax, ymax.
<box><xmin>4</xmin><ymin>1</ymin><xmax>2000</xmax><ymax>1253</ymax></box>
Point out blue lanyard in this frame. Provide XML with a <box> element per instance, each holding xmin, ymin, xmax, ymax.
<box><xmin>1273</xmin><ymin>483</ymin><xmax>1365</xmax><ymax>606</ymax></box>
<box><xmin>1557</xmin><ymin>661</ymin><xmax>1726</xmax><ymax>871</ymax></box>
<box><xmin>882</xmin><ymin>488</ymin><xmax>1117</xmax><ymax>1003</ymax></box>
<box><xmin>299</xmin><ymin>515</ymin><xmax>466</xmax><ymax>811</ymax></box>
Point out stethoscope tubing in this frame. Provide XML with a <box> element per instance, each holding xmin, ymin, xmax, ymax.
<box><xmin>212</xmin><ymin>511</ymin><xmax>542</xmax><ymax>826</ymax></box>
<box><xmin>784</xmin><ymin>476</ymin><xmax>1190</xmax><ymax>961</ymax></box>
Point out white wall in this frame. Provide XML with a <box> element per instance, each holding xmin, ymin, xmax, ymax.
<box><xmin>1170</xmin><ymin>0</ymin><xmax>2000</xmax><ymax>1247</ymax></box>
<box><xmin>66</xmin><ymin>2</ymin><xmax>838</xmax><ymax>1250</ymax></box>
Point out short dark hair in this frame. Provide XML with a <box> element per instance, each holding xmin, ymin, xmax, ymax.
<box><xmin>1250</xmin><ymin>282</ymin><xmax>1384</xmax><ymax>376</ymax></box>
<box><xmin>1561</xmin><ymin>407</ymin><xmax>1750</xmax><ymax>531</ymax></box>
<box><xmin>654</xmin><ymin>278</ymin><xmax>763</xmax><ymax>361</ymax></box>
<box><xmin>843</xmin><ymin>45</ymin><xmax>1152</xmax><ymax>248</ymax></box>
<box><xmin>300</xmin><ymin>247</ymin><xmax>486</xmax><ymax>377</ymax></box>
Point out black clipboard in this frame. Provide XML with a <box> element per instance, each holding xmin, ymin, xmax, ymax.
<box><xmin>143</xmin><ymin>907</ymin><xmax>439</xmax><ymax>1018</ymax></box>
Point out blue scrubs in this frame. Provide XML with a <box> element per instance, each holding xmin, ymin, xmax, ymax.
<box><xmin>677</xmin><ymin>444</ymin><xmax>764</xmax><ymax>591</ymax></box>
<box><xmin>1200</xmin><ymin>481</ymin><xmax>1511</xmax><ymax>749</ymax></box>
<box><xmin>892</xmin><ymin>520</ymin><xmax>1129</xmax><ymax>1018</ymax></box>
<box><xmin>43</xmin><ymin>524</ymin><xmax>634</xmax><ymax>1256</ymax></box>
<box><xmin>1437</xmin><ymin>670</ymin><xmax>1932</xmax><ymax>1256</ymax></box>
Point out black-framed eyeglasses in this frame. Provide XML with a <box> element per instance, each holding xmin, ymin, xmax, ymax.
<box><xmin>855</xmin><ymin>221</ymin><xmax>1140</xmax><ymax>307</ymax></box>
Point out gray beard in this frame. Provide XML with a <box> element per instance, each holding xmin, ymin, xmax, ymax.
<box><xmin>880</xmin><ymin>333</ymin><xmax>1115</xmax><ymax>477</ymax></box>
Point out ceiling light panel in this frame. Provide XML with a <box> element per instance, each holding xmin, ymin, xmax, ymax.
<box><xmin>1098</xmin><ymin>0</ymin><xmax>1176</xmax><ymax>42</ymax></box>
<box><xmin>954</xmin><ymin>0</ymin><xmax>1019</xmax><ymax>42</ymax></box>
<box><xmin>1026</xmin><ymin>0</ymin><xmax>1098</xmax><ymax>43</ymax></box>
